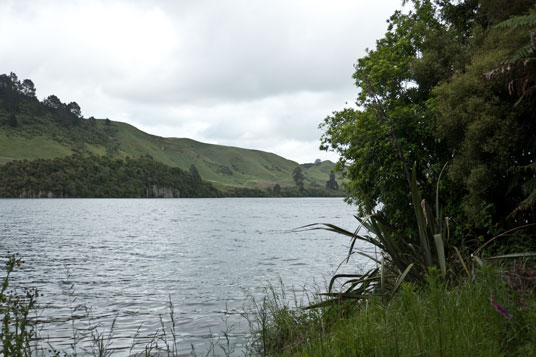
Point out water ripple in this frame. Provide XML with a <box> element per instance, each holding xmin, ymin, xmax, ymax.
<box><xmin>0</xmin><ymin>198</ymin><xmax>371</xmax><ymax>355</ymax></box>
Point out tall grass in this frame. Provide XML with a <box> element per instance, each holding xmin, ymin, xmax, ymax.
<box><xmin>300</xmin><ymin>163</ymin><xmax>536</xmax><ymax>308</ymax></box>
<box><xmin>250</xmin><ymin>267</ymin><xmax>536</xmax><ymax>356</ymax></box>
<box><xmin>1</xmin><ymin>254</ymin><xmax>38</xmax><ymax>357</ymax></box>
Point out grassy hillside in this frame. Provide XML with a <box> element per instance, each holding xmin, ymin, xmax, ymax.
<box><xmin>0</xmin><ymin>74</ymin><xmax>341</xmax><ymax>194</ymax></box>
<box><xmin>0</xmin><ymin>119</ymin><xmax>338</xmax><ymax>192</ymax></box>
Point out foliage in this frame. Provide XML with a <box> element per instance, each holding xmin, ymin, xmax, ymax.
<box><xmin>325</xmin><ymin>172</ymin><xmax>339</xmax><ymax>191</ymax></box>
<box><xmin>254</xmin><ymin>267</ymin><xmax>536</xmax><ymax>356</ymax></box>
<box><xmin>433</xmin><ymin>22</ymin><xmax>536</xmax><ymax>234</ymax></box>
<box><xmin>292</xmin><ymin>166</ymin><xmax>305</xmax><ymax>191</ymax></box>
<box><xmin>301</xmin><ymin>165</ymin><xmax>452</xmax><ymax>308</ymax></box>
<box><xmin>320</xmin><ymin>1</ymin><xmax>465</xmax><ymax>237</ymax></box>
<box><xmin>320</xmin><ymin>0</ymin><xmax>536</xmax><ymax>240</ymax></box>
<box><xmin>0</xmin><ymin>155</ymin><xmax>222</xmax><ymax>198</ymax></box>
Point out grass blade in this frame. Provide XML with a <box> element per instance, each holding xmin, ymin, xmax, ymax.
<box><xmin>487</xmin><ymin>252</ymin><xmax>536</xmax><ymax>260</ymax></box>
<box><xmin>391</xmin><ymin>263</ymin><xmax>414</xmax><ymax>296</ymax></box>
<box><xmin>453</xmin><ymin>246</ymin><xmax>470</xmax><ymax>278</ymax></box>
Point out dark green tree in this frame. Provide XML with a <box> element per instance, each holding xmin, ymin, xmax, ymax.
<box><xmin>432</xmin><ymin>15</ymin><xmax>536</xmax><ymax>230</ymax></box>
<box><xmin>21</xmin><ymin>79</ymin><xmax>36</xmax><ymax>98</ymax></box>
<box><xmin>67</xmin><ymin>102</ymin><xmax>81</xmax><ymax>117</ymax></box>
<box><xmin>326</xmin><ymin>173</ymin><xmax>339</xmax><ymax>191</ymax></box>
<box><xmin>273</xmin><ymin>183</ymin><xmax>281</xmax><ymax>196</ymax></box>
<box><xmin>8</xmin><ymin>72</ymin><xmax>20</xmax><ymax>92</ymax></box>
<box><xmin>321</xmin><ymin>0</ymin><xmax>536</xmax><ymax>239</ymax></box>
<box><xmin>189</xmin><ymin>164</ymin><xmax>202</xmax><ymax>183</ymax></box>
<box><xmin>7</xmin><ymin>114</ymin><xmax>17</xmax><ymax>127</ymax></box>
<box><xmin>43</xmin><ymin>95</ymin><xmax>63</xmax><ymax>109</ymax></box>
<box><xmin>293</xmin><ymin>166</ymin><xmax>305</xmax><ymax>191</ymax></box>
<box><xmin>320</xmin><ymin>1</ymin><xmax>460</xmax><ymax>231</ymax></box>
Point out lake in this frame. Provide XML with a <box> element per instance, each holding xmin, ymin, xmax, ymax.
<box><xmin>0</xmin><ymin>198</ymin><xmax>372</xmax><ymax>355</ymax></box>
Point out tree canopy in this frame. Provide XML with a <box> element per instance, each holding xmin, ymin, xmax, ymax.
<box><xmin>0</xmin><ymin>155</ymin><xmax>222</xmax><ymax>198</ymax></box>
<box><xmin>321</xmin><ymin>0</ymin><xmax>536</xmax><ymax>243</ymax></box>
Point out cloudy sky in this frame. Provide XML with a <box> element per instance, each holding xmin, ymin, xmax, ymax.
<box><xmin>1</xmin><ymin>0</ymin><xmax>402</xmax><ymax>163</ymax></box>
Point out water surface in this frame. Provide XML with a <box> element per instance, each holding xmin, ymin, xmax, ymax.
<box><xmin>0</xmin><ymin>198</ymin><xmax>372</xmax><ymax>355</ymax></box>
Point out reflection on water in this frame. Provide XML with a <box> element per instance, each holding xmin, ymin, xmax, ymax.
<box><xmin>0</xmin><ymin>198</ymin><xmax>371</xmax><ymax>355</ymax></box>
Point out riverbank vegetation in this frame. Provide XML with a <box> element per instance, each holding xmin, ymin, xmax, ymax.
<box><xmin>248</xmin><ymin>266</ymin><xmax>536</xmax><ymax>356</ymax></box>
<box><xmin>249</xmin><ymin>0</ymin><xmax>536</xmax><ymax>355</ymax></box>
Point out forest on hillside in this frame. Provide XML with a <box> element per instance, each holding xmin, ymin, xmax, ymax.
<box><xmin>0</xmin><ymin>155</ymin><xmax>222</xmax><ymax>198</ymax></box>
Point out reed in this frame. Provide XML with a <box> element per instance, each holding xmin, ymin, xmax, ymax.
<box><xmin>0</xmin><ymin>253</ymin><xmax>239</xmax><ymax>356</ymax></box>
<box><xmin>1</xmin><ymin>254</ymin><xmax>39</xmax><ymax>357</ymax></box>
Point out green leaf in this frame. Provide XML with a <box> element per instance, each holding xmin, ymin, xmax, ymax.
<box><xmin>433</xmin><ymin>233</ymin><xmax>446</xmax><ymax>278</ymax></box>
<box><xmin>453</xmin><ymin>246</ymin><xmax>470</xmax><ymax>278</ymax></box>
<box><xmin>473</xmin><ymin>256</ymin><xmax>484</xmax><ymax>267</ymax></box>
<box><xmin>487</xmin><ymin>252</ymin><xmax>536</xmax><ymax>260</ymax></box>
<box><xmin>391</xmin><ymin>263</ymin><xmax>414</xmax><ymax>297</ymax></box>
<box><xmin>411</xmin><ymin>164</ymin><xmax>433</xmax><ymax>267</ymax></box>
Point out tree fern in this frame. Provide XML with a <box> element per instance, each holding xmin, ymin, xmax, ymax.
<box><xmin>494</xmin><ymin>14</ymin><xmax>536</xmax><ymax>30</ymax></box>
<box><xmin>509</xmin><ymin>43</ymin><xmax>534</xmax><ymax>63</ymax></box>
<box><xmin>519</xmin><ymin>163</ymin><xmax>536</xmax><ymax>211</ymax></box>
<box><xmin>484</xmin><ymin>12</ymin><xmax>536</xmax><ymax>101</ymax></box>
<box><xmin>509</xmin><ymin>163</ymin><xmax>536</xmax><ymax>217</ymax></box>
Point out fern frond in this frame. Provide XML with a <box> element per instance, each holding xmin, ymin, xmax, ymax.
<box><xmin>519</xmin><ymin>179</ymin><xmax>536</xmax><ymax>210</ymax></box>
<box><xmin>495</xmin><ymin>14</ymin><xmax>536</xmax><ymax>30</ymax></box>
<box><xmin>509</xmin><ymin>164</ymin><xmax>536</xmax><ymax>216</ymax></box>
<box><xmin>509</xmin><ymin>44</ymin><xmax>535</xmax><ymax>63</ymax></box>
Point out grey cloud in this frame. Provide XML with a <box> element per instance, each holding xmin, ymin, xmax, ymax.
<box><xmin>0</xmin><ymin>0</ymin><xmax>402</xmax><ymax>163</ymax></box>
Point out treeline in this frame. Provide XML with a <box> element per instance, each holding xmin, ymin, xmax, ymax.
<box><xmin>0</xmin><ymin>72</ymin><xmax>84</xmax><ymax>127</ymax></box>
<box><xmin>0</xmin><ymin>155</ymin><xmax>343</xmax><ymax>198</ymax></box>
<box><xmin>0</xmin><ymin>155</ymin><xmax>222</xmax><ymax>198</ymax></box>
<box><xmin>225</xmin><ymin>184</ymin><xmax>343</xmax><ymax>198</ymax></box>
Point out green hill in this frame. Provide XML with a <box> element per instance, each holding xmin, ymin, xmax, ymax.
<box><xmin>0</xmin><ymin>72</ymin><xmax>341</xmax><ymax>195</ymax></box>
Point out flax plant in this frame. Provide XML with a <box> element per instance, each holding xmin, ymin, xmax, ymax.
<box><xmin>300</xmin><ymin>164</ymin><xmax>452</xmax><ymax>306</ymax></box>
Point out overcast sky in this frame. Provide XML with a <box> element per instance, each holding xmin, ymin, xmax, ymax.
<box><xmin>1</xmin><ymin>0</ymin><xmax>402</xmax><ymax>163</ymax></box>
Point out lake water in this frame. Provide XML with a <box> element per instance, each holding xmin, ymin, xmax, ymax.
<box><xmin>0</xmin><ymin>198</ymin><xmax>372</xmax><ymax>355</ymax></box>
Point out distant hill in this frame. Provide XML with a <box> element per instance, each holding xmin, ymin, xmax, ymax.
<box><xmin>0</xmin><ymin>72</ymin><xmax>342</xmax><ymax>196</ymax></box>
